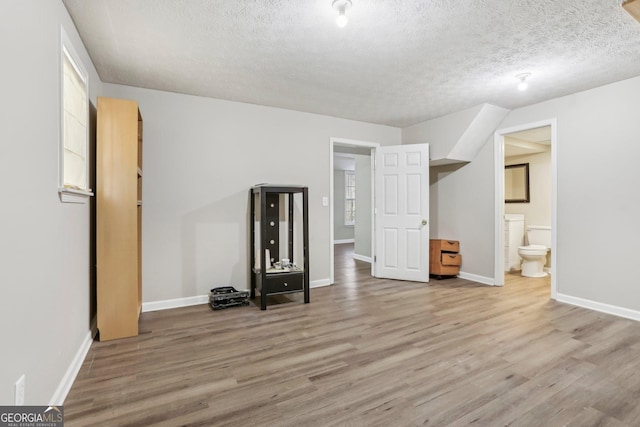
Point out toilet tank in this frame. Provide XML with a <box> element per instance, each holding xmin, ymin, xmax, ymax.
<box><xmin>526</xmin><ymin>225</ymin><xmax>551</xmax><ymax>247</ymax></box>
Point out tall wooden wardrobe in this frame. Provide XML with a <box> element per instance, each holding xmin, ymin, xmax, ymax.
<box><xmin>96</xmin><ymin>97</ymin><xmax>143</xmax><ymax>341</ymax></box>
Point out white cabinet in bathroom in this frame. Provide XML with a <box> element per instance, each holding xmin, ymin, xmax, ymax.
<box><xmin>504</xmin><ymin>214</ymin><xmax>525</xmax><ymax>272</ymax></box>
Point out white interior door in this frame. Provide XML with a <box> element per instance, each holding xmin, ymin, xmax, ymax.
<box><xmin>374</xmin><ymin>144</ymin><xmax>429</xmax><ymax>282</ymax></box>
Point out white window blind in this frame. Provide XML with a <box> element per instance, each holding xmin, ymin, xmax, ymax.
<box><xmin>345</xmin><ymin>171</ymin><xmax>355</xmax><ymax>226</ymax></box>
<box><xmin>58</xmin><ymin>28</ymin><xmax>92</xmax><ymax>203</ymax></box>
<box><xmin>61</xmin><ymin>42</ymin><xmax>88</xmax><ymax>190</ymax></box>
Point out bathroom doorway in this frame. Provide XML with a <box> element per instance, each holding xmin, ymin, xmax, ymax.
<box><xmin>494</xmin><ymin>120</ymin><xmax>557</xmax><ymax>299</ymax></box>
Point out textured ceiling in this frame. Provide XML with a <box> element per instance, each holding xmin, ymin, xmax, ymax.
<box><xmin>62</xmin><ymin>0</ymin><xmax>640</xmax><ymax>127</ymax></box>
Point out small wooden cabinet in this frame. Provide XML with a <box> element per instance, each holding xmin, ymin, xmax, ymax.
<box><xmin>96</xmin><ymin>97</ymin><xmax>143</xmax><ymax>341</ymax></box>
<box><xmin>430</xmin><ymin>239</ymin><xmax>461</xmax><ymax>278</ymax></box>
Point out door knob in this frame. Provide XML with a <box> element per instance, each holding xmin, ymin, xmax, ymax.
<box><xmin>422</xmin><ymin>219</ymin><xmax>428</xmax><ymax>225</ymax></box>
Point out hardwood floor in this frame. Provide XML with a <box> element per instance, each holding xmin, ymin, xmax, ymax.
<box><xmin>65</xmin><ymin>243</ymin><xmax>640</xmax><ymax>426</ymax></box>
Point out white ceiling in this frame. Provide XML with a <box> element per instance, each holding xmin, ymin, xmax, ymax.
<box><xmin>333</xmin><ymin>153</ymin><xmax>356</xmax><ymax>171</ymax></box>
<box><xmin>506</xmin><ymin>127</ymin><xmax>551</xmax><ymax>144</ymax></box>
<box><xmin>505</xmin><ymin>126</ymin><xmax>551</xmax><ymax>157</ymax></box>
<box><xmin>63</xmin><ymin>0</ymin><xmax>640</xmax><ymax>127</ymax></box>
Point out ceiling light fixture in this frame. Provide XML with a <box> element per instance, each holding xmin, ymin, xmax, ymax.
<box><xmin>516</xmin><ymin>73</ymin><xmax>531</xmax><ymax>91</ymax></box>
<box><xmin>332</xmin><ymin>0</ymin><xmax>352</xmax><ymax>28</ymax></box>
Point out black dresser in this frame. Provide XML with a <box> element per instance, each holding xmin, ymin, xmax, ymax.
<box><xmin>249</xmin><ymin>185</ymin><xmax>309</xmax><ymax>310</ymax></box>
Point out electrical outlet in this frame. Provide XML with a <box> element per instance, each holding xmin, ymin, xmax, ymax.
<box><xmin>15</xmin><ymin>375</ymin><xmax>25</xmax><ymax>405</ymax></box>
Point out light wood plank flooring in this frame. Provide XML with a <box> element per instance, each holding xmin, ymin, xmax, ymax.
<box><xmin>64</xmin><ymin>244</ymin><xmax>640</xmax><ymax>426</ymax></box>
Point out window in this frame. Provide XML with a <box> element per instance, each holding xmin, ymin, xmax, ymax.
<box><xmin>345</xmin><ymin>171</ymin><xmax>355</xmax><ymax>226</ymax></box>
<box><xmin>59</xmin><ymin>27</ymin><xmax>92</xmax><ymax>203</ymax></box>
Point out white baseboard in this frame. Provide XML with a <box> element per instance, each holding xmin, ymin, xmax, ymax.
<box><xmin>142</xmin><ymin>295</ymin><xmax>209</xmax><ymax>312</ymax></box>
<box><xmin>52</xmin><ymin>330</ymin><xmax>94</xmax><ymax>405</ymax></box>
<box><xmin>556</xmin><ymin>293</ymin><xmax>640</xmax><ymax>322</ymax></box>
<box><xmin>142</xmin><ymin>280</ymin><xmax>333</xmax><ymax>313</ymax></box>
<box><xmin>352</xmin><ymin>253</ymin><xmax>372</xmax><ymax>263</ymax></box>
<box><xmin>311</xmin><ymin>278</ymin><xmax>331</xmax><ymax>288</ymax></box>
<box><xmin>458</xmin><ymin>271</ymin><xmax>496</xmax><ymax>286</ymax></box>
<box><xmin>334</xmin><ymin>239</ymin><xmax>355</xmax><ymax>244</ymax></box>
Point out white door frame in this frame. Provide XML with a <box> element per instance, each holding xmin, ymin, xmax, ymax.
<box><xmin>493</xmin><ymin>119</ymin><xmax>557</xmax><ymax>299</ymax></box>
<box><xmin>329</xmin><ymin>137</ymin><xmax>379</xmax><ymax>284</ymax></box>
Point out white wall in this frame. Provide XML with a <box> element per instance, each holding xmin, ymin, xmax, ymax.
<box><xmin>402</xmin><ymin>105</ymin><xmax>483</xmax><ymax>160</ymax></box>
<box><xmin>426</xmin><ymin>147</ymin><xmax>496</xmax><ymax>278</ymax></box>
<box><xmin>354</xmin><ymin>154</ymin><xmax>372</xmax><ymax>258</ymax></box>
<box><xmin>104</xmin><ymin>83</ymin><xmax>400</xmax><ymax>301</ymax></box>
<box><xmin>406</xmin><ymin>74</ymin><xmax>640</xmax><ymax>314</ymax></box>
<box><xmin>403</xmin><ymin>107</ymin><xmax>497</xmax><ymax>278</ymax></box>
<box><xmin>505</xmin><ymin>150</ymin><xmax>552</xmax><ymax>228</ymax></box>
<box><xmin>333</xmin><ymin>170</ymin><xmax>355</xmax><ymax>241</ymax></box>
<box><xmin>0</xmin><ymin>0</ymin><xmax>102</xmax><ymax>404</ymax></box>
<box><xmin>499</xmin><ymin>75</ymin><xmax>640</xmax><ymax>310</ymax></box>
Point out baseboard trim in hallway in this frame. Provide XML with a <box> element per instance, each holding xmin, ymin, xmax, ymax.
<box><xmin>352</xmin><ymin>253</ymin><xmax>372</xmax><ymax>263</ymax></box>
<box><xmin>334</xmin><ymin>239</ymin><xmax>355</xmax><ymax>244</ymax></box>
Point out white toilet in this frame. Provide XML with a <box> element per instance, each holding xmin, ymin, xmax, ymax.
<box><xmin>518</xmin><ymin>226</ymin><xmax>551</xmax><ymax>277</ymax></box>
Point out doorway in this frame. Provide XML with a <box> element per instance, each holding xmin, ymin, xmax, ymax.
<box><xmin>329</xmin><ymin>139</ymin><xmax>431</xmax><ymax>285</ymax></box>
<box><xmin>329</xmin><ymin>138</ymin><xmax>378</xmax><ymax>284</ymax></box>
<box><xmin>494</xmin><ymin>120</ymin><xmax>557</xmax><ymax>299</ymax></box>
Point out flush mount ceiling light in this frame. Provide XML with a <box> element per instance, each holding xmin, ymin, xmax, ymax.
<box><xmin>516</xmin><ymin>73</ymin><xmax>531</xmax><ymax>91</ymax></box>
<box><xmin>332</xmin><ymin>0</ymin><xmax>352</xmax><ymax>28</ymax></box>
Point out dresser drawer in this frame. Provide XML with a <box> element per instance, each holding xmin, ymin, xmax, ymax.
<box><xmin>265</xmin><ymin>273</ymin><xmax>303</xmax><ymax>294</ymax></box>
<box><xmin>430</xmin><ymin>239</ymin><xmax>461</xmax><ymax>277</ymax></box>
<box><xmin>433</xmin><ymin>239</ymin><xmax>459</xmax><ymax>253</ymax></box>
<box><xmin>441</xmin><ymin>253</ymin><xmax>461</xmax><ymax>266</ymax></box>
<box><xmin>432</xmin><ymin>265</ymin><xmax>460</xmax><ymax>276</ymax></box>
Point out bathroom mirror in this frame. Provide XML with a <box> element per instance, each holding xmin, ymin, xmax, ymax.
<box><xmin>505</xmin><ymin>163</ymin><xmax>530</xmax><ymax>203</ymax></box>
